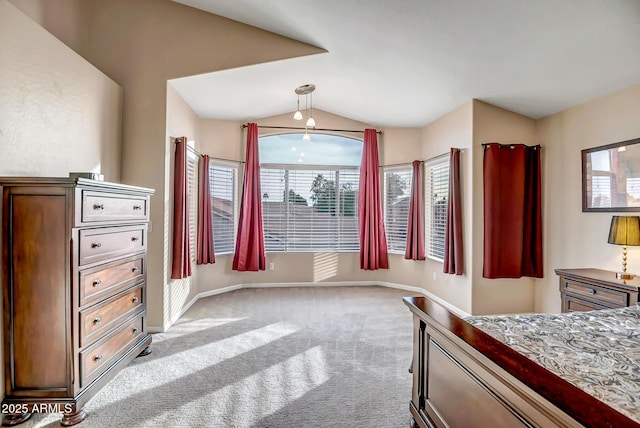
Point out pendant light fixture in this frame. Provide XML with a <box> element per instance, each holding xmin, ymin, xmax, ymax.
<box><xmin>293</xmin><ymin>84</ymin><xmax>317</xmax><ymax>140</ymax></box>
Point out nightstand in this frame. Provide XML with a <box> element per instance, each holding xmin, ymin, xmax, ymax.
<box><xmin>555</xmin><ymin>268</ymin><xmax>640</xmax><ymax>313</ymax></box>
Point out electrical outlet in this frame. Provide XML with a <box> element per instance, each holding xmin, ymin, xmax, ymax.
<box><xmin>269</xmin><ymin>262</ymin><xmax>275</xmax><ymax>271</ymax></box>
<box><xmin>432</xmin><ymin>271</ymin><xmax>436</xmax><ymax>281</ymax></box>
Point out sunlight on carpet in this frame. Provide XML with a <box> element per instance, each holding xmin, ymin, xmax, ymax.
<box><xmin>154</xmin><ymin>317</ymin><xmax>247</xmax><ymax>340</ymax></box>
<box><xmin>99</xmin><ymin>321</ymin><xmax>301</xmax><ymax>400</ymax></box>
<box><xmin>154</xmin><ymin>345</ymin><xmax>330</xmax><ymax>427</ymax></box>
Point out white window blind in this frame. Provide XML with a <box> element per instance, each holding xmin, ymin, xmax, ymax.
<box><xmin>288</xmin><ymin>168</ymin><xmax>336</xmax><ymax>251</ymax></box>
<box><xmin>261</xmin><ymin>168</ymin><xmax>287</xmax><ymax>252</ymax></box>
<box><xmin>187</xmin><ymin>148</ymin><xmax>199</xmax><ymax>263</ymax></box>
<box><xmin>260</xmin><ymin>166</ymin><xmax>359</xmax><ymax>252</ymax></box>
<box><xmin>337</xmin><ymin>169</ymin><xmax>360</xmax><ymax>252</ymax></box>
<box><xmin>209</xmin><ymin>162</ymin><xmax>238</xmax><ymax>255</ymax></box>
<box><xmin>383</xmin><ymin>167</ymin><xmax>413</xmax><ymax>254</ymax></box>
<box><xmin>590</xmin><ymin>175</ymin><xmax>611</xmax><ymax>207</ymax></box>
<box><xmin>425</xmin><ymin>157</ymin><xmax>449</xmax><ymax>261</ymax></box>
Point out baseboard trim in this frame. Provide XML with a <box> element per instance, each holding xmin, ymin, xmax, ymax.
<box><xmin>244</xmin><ymin>281</ymin><xmax>374</xmax><ymax>288</ymax></box>
<box><xmin>198</xmin><ymin>283</ymin><xmax>244</xmax><ymax>298</ymax></box>
<box><xmin>149</xmin><ymin>283</ymin><xmax>245</xmax><ymax>333</ymax></box>
<box><xmin>155</xmin><ymin>280</ymin><xmax>468</xmax><ymax>333</ymax></box>
<box><xmin>375</xmin><ymin>281</ymin><xmax>470</xmax><ymax>318</ymax></box>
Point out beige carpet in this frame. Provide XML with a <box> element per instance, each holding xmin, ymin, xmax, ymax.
<box><xmin>23</xmin><ymin>286</ymin><xmax>414</xmax><ymax>427</ymax></box>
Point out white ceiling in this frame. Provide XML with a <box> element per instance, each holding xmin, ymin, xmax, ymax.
<box><xmin>170</xmin><ymin>0</ymin><xmax>640</xmax><ymax>128</ymax></box>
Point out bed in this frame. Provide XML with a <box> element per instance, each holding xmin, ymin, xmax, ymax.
<box><xmin>403</xmin><ymin>296</ymin><xmax>640</xmax><ymax>428</ymax></box>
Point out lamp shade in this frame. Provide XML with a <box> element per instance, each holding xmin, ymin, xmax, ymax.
<box><xmin>608</xmin><ymin>216</ymin><xmax>640</xmax><ymax>246</ymax></box>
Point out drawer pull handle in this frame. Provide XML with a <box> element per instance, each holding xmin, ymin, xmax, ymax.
<box><xmin>93</xmin><ymin>355</ymin><xmax>103</xmax><ymax>362</ymax></box>
<box><xmin>132</xmin><ymin>327</ymin><xmax>139</xmax><ymax>334</ymax></box>
<box><xmin>91</xmin><ymin>242</ymin><xmax>102</xmax><ymax>249</ymax></box>
<box><xmin>93</xmin><ymin>204</ymin><xmax>104</xmax><ymax>210</ymax></box>
<box><xmin>589</xmin><ymin>288</ymin><xmax>595</xmax><ymax>295</ymax></box>
<box><xmin>132</xmin><ymin>266</ymin><xmax>139</xmax><ymax>273</ymax></box>
<box><xmin>92</xmin><ymin>280</ymin><xmax>102</xmax><ymax>287</ymax></box>
<box><xmin>133</xmin><ymin>205</ymin><xmax>142</xmax><ymax>210</ymax></box>
<box><xmin>93</xmin><ymin>317</ymin><xmax>102</xmax><ymax>325</ymax></box>
<box><xmin>131</xmin><ymin>236</ymin><xmax>139</xmax><ymax>242</ymax></box>
<box><xmin>132</xmin><ymin>296</ymin><xmax>139</xmax><ymax>303</ymax></box>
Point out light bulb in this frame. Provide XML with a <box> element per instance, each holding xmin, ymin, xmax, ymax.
<box><xmin>302</xmin><ymin>132</ymin><xmax>311</xmax><ymax>141</ymax></box>
<box><xmin>291</xmin><ymin>147</ymin><xmax>296</xmax><ymax>151</ymax></box>
<box><xmin>306</xmin><ymin>116</ymin><xmax>316</xmax><ymax>127</ymax></box>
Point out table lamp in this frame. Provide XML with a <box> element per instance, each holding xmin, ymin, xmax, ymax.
<box><xmin>608</xmin><ymin>215</ymin><xmax>640</xmax><ymax>279</ymax></box>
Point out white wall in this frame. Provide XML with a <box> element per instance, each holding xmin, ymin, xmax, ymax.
<box><xmin>536</xmin><ymin>84</ymin><xmax>640</xmax><ymax>313</ymax></box>
<box><xmin>0</xmin><ymin>0</ymin><xmax>121</xmax><ymax>180</ymax></box>
<box><xmin>420</xmin><ymin>101</ymin><xmax>474</xmax><ymax>313</ymax></box>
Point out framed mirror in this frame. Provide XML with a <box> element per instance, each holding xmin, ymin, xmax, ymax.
<box><xmin>583</xmin><ymin>137</ymin><xmax>640</xmax><ymax>212</ymax></box>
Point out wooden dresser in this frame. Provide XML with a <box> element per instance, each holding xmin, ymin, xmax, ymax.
<box><xmin>555</xmin><ymin>268</ymin><xmax>640</xmax><ymax>313</ymax></box>
<box><xmin>0</xmin><ymin>177</ymin><xmax>154</xmax><ymax>426</ymax></box>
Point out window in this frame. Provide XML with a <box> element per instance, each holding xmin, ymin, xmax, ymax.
<box><xmin>259</xmin><ymin>134</ymin><xmax>362</xmax><ymax>253</ymax></box>
<box><xmin>209</xmin><ymin>162</ymin><xmax>238</xmax><ymax>255</ymax></box>
<box><xmin>186</xmin><ymin>145</ymin><xmax>199</xmax><ymax>263</ymax></box>
<box><xmin>383</xmin><ymin>166</ymin><xmax>413</xmax><ymax>253</ymax></box>
<box><xmin>425</xmin><ymin>156</ymin><xmax>449</xmax><ymax>261</ymax></box>
<box><xmin>261</xmin><ymin>166</ymin><xmax>360</xmax><ymax>252</ymax></box>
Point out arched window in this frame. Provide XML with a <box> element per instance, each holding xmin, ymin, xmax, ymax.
<box><xmin>259</xmin><ymin>133</ymin><xmax>363</xmax><ymax>252</ymax></box>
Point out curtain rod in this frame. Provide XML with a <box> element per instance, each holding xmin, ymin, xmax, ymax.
<box><xmin>482</xmin><ymin>143</ymin><xmax>540</xmax><ymax>149</ymax></box>
<box><xmin>182</xmin><ymin>143</ymin><xmax>244</xmax><ymax>164</ymax></box>
<box><xmin>381</xmin><ymin>152</ymin><xmax>449</xmax><ymax>169</ymax></box>
<box><xmin>241</xmin><ymin>124</ymin><xmax>383</xmax><ymax>135</ymax></box>
<box><xmin>379</xmin><ymin>161</ymin><xmax>423</xmax><ymax>169</ymax></box>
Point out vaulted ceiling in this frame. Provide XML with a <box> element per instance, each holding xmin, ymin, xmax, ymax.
<box><xmin>170</xmin><ymin>0</ymin><xmax>640</xmax><ymax>127</ymax></box>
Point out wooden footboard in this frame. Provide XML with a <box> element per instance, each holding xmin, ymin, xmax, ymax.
<box><xmin>404</xmin><ymin>297</ymin><xmax>639</xmax><ymax>428</ymax></box>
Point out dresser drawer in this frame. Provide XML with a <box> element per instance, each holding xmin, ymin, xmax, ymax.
<box><xmin>564</xmin><ymin>295</ymin><xmax>611</xmax><ymax>312</ymax></box>
<box><xmin>80</xmin><ymin>285</ymin><xmax>144</xmax><ymax>347</ymax></box>
<box><xmin>81</xmin><ymin>191</ymin><xmax>148</xmax><ymax>223</ymax></box>
<box><xmin>79</xmin><ymin>225</ymin><xmax>146</xmax><ymax>266</ymax></box>
<box><xmin>80</xmin><ymin>256</ymin><xmax>144</xmax><ymax>306</ymax></box>
<box><xmin>80</xmin><ymin>313</ymin><xmax>144</xmax><ymax>387</ymax></box>
<box><xmin>561</xmin><ymin>278</ymin><xmax>628</xmax><ymax>308</ymax></box>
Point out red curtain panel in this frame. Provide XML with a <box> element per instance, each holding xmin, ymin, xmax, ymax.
<box><xmin>483</xmin><ymin>143</ymin><xmax>542</xmax><ymax>279</ymax></box>
<box><xmin>358</xmin><ymin>129</ymin><xmax>389</xmax><ymax>270</ymax></box>
<box><xmin>233</xmin><ymin>123</ymin><xmax>266</xmax><ymax>271</ymax></box>
<box><xmin>405</xmin><ymin>160</ymin><xmax>425</xmax><ymax>261</ymax></box>
<box><xmin>443</xmin><ymin>148</ymin><xmax>463</xmax><ymax>274</ymax></box>
<box><xmin>171</xmin><ymin>136</ymin><xmax>192</xmax><ymax>279</ymax></box>
<box><xmin>197</xmin><ymin>154</ymin><xmax>215</xmax><ymax>265</ymax></box>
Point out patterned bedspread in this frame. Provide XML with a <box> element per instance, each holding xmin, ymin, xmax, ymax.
<box><xmin>466</xmin><ymin>305</ymin><xmax>640</xmax><ymax>423</ymax></box>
